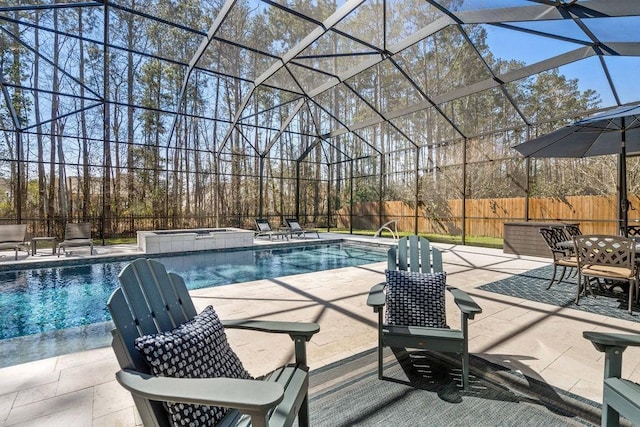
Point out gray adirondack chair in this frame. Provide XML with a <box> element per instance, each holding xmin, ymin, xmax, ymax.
<box><xmin>107</xmin><ymin>258</ymin><xmax>320</xmax><ymax>427</ymax></box>
<box><xmin>366</xmin><ymin>236</ymin><xmax>482</xmax><ymax>389</ymax></box>
<box><xmin>583</xmin><ymin>331</ymin><xmax>640</xmax><ymax>426</ymax></box>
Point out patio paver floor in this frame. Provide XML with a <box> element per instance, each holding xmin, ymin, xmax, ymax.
<box><xmin>1</xmin><ymin>235</ymin><xmax>639</xmax><ymax>426</ymax></box>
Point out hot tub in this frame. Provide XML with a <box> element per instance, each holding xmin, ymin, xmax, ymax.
<box><xmin>137</xmin><ymin>228</ymin><xmax>254</xmax><ymax>254</ymax></box>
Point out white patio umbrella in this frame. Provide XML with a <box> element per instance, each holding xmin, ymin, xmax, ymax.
<box><xmin>513</xmin><ymin>104</ymin><xmax>640</xmax><ymax>234</ymax></box>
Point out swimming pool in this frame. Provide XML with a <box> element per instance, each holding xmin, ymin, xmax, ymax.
<box><xmin>0</xmin><ymin>242</ymin><xmax>387</xmax><ymax>367</ymax></box>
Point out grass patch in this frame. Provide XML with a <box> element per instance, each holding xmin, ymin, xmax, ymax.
<box><xmin>326</xmin><ymin>228</ymin><xmax>503</xmax><ymax>249</ymax></box>
<box><xmin>103</xmin><ymin>237</ymin><xmax>137</xmax><ymax>245</ymax></box>
<box><xmin>84</xmin><ymin>231</ymin><xmax>502</xmax><ymax>249</ymax></box>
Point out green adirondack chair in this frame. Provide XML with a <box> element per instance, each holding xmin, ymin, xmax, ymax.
<box><xmin>583</xmin><ymin>331</ymin><xmax>640</xmax><ymax>426</ymax></box>
<box><xmin>107</xmin><ymin>258</ymin><xmax>320</xmax><ymax>427</ymax></box>
<box><xmin>366</xmin><ymin>236</ymin><xmax>482</xmax><ymax>389</ymax></box>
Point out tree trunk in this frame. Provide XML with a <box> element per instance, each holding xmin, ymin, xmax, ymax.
<box><xmin>127</xmin><ymin>8</ymin><xmax>135</xmax><ymax>210</ymax></box>
<box><xmin>34</xmin><ymin>12</ymin><xmax>47</xmax><ymax>232</ymax></box>
<box><xmin>79</xmin><ymin>9</ymin><xmax>90</xmax><ymax>221</ymax></box>
<box><xmin>48</xmin><ymin>8</ymin><xmax>60</xmax><ymax>227</ymax></box>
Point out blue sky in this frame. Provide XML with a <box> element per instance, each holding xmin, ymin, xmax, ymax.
<box><xmin>483</xmin><ymin>15</ymin><xmax>640</xmax><ymax>109</ymax></box>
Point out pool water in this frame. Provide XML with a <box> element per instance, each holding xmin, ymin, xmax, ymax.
<box><xmin>0</xmin><ymin>243</ymin><xmax>386</xmax><ymax>345</ymax></box>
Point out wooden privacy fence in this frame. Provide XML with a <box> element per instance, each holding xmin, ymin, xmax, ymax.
<box><xmin>335</xmin><ymin>195</ymin><xmax>640</xmax><ymax>239</ymax></box>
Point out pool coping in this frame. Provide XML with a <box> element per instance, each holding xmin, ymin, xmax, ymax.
<box><xmin>0</xmin><ymin>237</ymin><xmax>395</xmax><ymax>272</ymax></box>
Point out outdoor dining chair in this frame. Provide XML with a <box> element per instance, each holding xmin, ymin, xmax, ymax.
<box><xmin>563</xmin><ymin>224</ymin><xmax>583</xmax><ymax>239</ymax></box>
<box><xmin>625</xmin><ymin>225</ymin><xmax>640</xmax><ymax>237</ymax></box>
<box><xmin>573</xmin><ymin>235</ymin><xmax>637</xmax><ymax>314</ymax></box>
<box><xmin>539</xmin><ymin>227</ymin><xmax>578</xmax><ymax>289</ymax></box>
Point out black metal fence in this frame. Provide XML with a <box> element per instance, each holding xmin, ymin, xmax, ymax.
<box><xmin>0</xmin><ymin>213</ymin><xmax>333</xmax><ymax>242</ymax></box>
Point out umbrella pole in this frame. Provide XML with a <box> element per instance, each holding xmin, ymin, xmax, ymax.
<box><xmin>619</xmin><ymin>152</ymin><xmax>628</xmax><ymax>236</ymax></box>
<box><xmin>619</xmin><ymin>122</ymin><xmax>628</xmax><ymax>236</ymax></box>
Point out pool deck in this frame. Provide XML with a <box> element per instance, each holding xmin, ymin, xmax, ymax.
<box><xmin>1</xmin><ymin>234</ymin><xmax>639</xmax><ymax>426</ymax></box>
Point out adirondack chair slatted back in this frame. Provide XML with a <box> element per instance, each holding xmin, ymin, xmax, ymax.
<box><xmin>388</xmin><ymin>235</ymin><xmax>443</xmax><ymax>273</ymax></box>
<box><xmin>111</xmin><ymin>258</ymin><xmax>198</xmax><ymax>342</ymax></box>
<box><xmin>108</xmin><ymin>260</ymin><xmax>200</xmax><ymax>370</ymax></box>
<box><xmin>108</xmin><ymin>259</ymin><xmax>200</xmax><ymax>427</ymax></box>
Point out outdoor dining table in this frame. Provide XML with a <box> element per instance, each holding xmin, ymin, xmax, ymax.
<box><xmin>557</xmin><ymin>237</ymin><xmax>640</xmax><ymax>253</ymax></box>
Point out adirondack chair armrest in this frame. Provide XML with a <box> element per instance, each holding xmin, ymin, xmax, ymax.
<box><xmin>366</xmin><ymin>282</ymin><xmax>386</xmax><ymax>312</ymax></box>
<box><xmin>447</xmin><ymin>287</ymin><xmax>482</xmax><ymax>319</ymax></box>
<box><xmin>222</xmin><ymin>319</ymin><xmax>320</xmax><ymax>366</ymax></box>
<box><xmin>222</xmin><ymin>319</ymin><xmax>320</xmax><ymax>340</ymax></box>
<box><xmin>116</xmin><ymin>369</ymin><xmax>284</xmax><ymax>416</ymax></box>
<box><xmin>583</xmin><ymin>331</ymin><xmax>640</xmax><ymax>353</ymax></box>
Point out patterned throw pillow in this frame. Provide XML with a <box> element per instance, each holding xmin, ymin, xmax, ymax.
<box><xmin>135</xmin><ymin>305</ymin><xmax>253</xmax><ymax>426</ymax></box>
<box><xmin>385</xmin><ymin>270</ymin><xmax>448</xmax><ymax>328</ymax></box>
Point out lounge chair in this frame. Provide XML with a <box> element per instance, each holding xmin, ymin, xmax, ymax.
<box><xmin>58</xmin><ymin>222</ymin><xmax>93</xmax><ymax>256</ymax></box>
<box><xmin>0</xmin><ymin>224</ymin><xmax>29</xmax><ymax>260</ymax></box>
<box><xmin>254</xmin><ymin>218</ymin><xmax>288</xmax><ymax>240</ymax></box>
<box><xmin>366</xmin><ymin>236</ymin><xmax>482</xmax><ymax>389</ymax></box>
<box><xmin>584</xmin><ymin>331</ymin><xmax>640</xmax><ymax>426</ymax></box>
<box><xmin>284</xmin><ymin>218</ymin><xmax>319</xmax><ymax>239</ymax></box>
<box><xmin>107</xmin><ymin>258</ymin><xmax>319</xmax><ymax>426</ymax></box>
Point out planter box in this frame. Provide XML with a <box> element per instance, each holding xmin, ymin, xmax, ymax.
<box><xmin>503</xmin><ymin>222</ymin><xmax>578</xmax><ymax>258</ymax></box>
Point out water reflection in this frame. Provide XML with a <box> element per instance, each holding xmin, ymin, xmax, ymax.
<box><xmin>0</xmin><ymin>243</ymin><xmax>385</xmax><ymax>341</ymax></box>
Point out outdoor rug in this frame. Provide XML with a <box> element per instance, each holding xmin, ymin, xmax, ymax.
<box><xmin>478</xmin><ymin>265</ymin><xmax>640</xmax><ymax>322</ymax></box>
<box><xmin>306</xmin><ymin>347</ymin><xmax>604</xmax><ymax>426</ymax></box>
